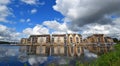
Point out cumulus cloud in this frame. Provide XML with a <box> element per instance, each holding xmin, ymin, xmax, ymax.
<box><xmin>52</xmin><ymin>0</ymin><xmax>120</xmax><ymax>39</ymax></box>
<box><xmin>26</xmin><ymin>18</ymin><xmax>31</xmax><ymax>22</ymax></box>
<box><xmin>43</xmin><ymin>20</ymin><xmax>67</xmax><ymax>31</ymax></box>
<box><xmin>31</xmin><ymin>9</ymin><xmax>37</xmax><ymax>14</ymax></box>
<box><xmin>0</xmin><ymin>0</ymin><xmax>12</xmax><ymax>22</ymax></box>
<box><xmin>21</xmin><ymin>0</ymin><xmax>37</xmax><ymax>5</ymax></box>
<box><xmin>53</xmin><ymin>0</ymin><xmax>120</xmax><ymax>29</ymax></box>
<box><xmin>21</xmin><ymin>0</ymin><xmax>45</xmax><ymax>5</ymax></box>
<box><xmin>43</xmin><ymin>20</ymin><xmax>78</xmax><ymax>34</ymax></box>
<box><xmin>0</xmin><ymin>24</ymin><xmax>21</xmax><ymax>41</ymax></box>
<box><xmin>20</xmin><ymin>18</ymin><xmax>31</xmax><ymax>22</ymax></box>
<box><xmin>23</xmin><ymin>24</ymin><xmax>49</xmax><ymax>35</ymax></box>
<box><xmin>81</xmin><ymin>22</ymin><xmax>120</xmax><ymax>39</ymax></box>
<box><xmin>0</xmin><ymin>0</ymin><xmax>10</xmax><ymax>5</ymax></box>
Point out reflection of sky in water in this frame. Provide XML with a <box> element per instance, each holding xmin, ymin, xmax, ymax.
<box><xmin>0</xmin><ymin>44</ymin><xmax>97</xmax><ymax>66</ymax></box>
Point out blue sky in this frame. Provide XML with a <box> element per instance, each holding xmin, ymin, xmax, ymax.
<box><xmin>1</xmin><ymin>0</ymin><xmax>63</xmax><ymax>32</ymax></box>
<box><xmin>0</xmin><ymin>0</ymin><xmax>120</xmax><ymax>41</ymax></box>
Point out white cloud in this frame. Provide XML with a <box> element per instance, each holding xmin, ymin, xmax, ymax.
<box><xmin>81</xmin><ymin>23</ymin><xmax>120</xmax><ymax>39</ymax></box>
<box><xmin>23</xmin><ymin>24</ymin><xmax>49</xmax><ymax>35</ymax></box>
<box><xmin>31</xmin><ymin>9</ymin><xmax>37</xmax><ymax>14</ymax></box>
<box><xmin>53</xmin><ymin>0</ymin><xmax>120</xmax><ymax>29</ymax></box>
<box><xmin>0</xmin><ymin>0</ymin><xmax>12</xmax><ymax>22</ymax></box>
<box><xmin>0</xmin><ymin>24</ymin><xmax>21</xmax><ymax>41</ymax></box>
<box><xmin>20</xmin><ymin>19</ymin><xmax>25</xmax><ymax>22</ymax></box>
<box><xmin>21</xmin><ymin>0</ymin><xmax>37</xmax><ymax>5</ymax></box>
<box><xmin>43</xmin><ymin>20</ymin><xmax>67</xmax><ymax>32</ymax></box>
<box><xmin>0</xmin><ymin>0</ymin><xmax>10</xmax><ymax>5</ymax></box>
<box><xmin>43</xmin><ymin>20</ymin><xmax>79</xmax><ymax>34</ymax></box>
<box><xmin>52</xmin><ymin>0</ymin><xmax>120</xmax><ymax>39</ymax></box>
<box><xmin>20</xmin><ymin>18</ymin><xmax>31</xmax><ymax>22</ymax></box>
<box><xmin>26</xmin><ymin>18</ymin><xmax>31</xmax><ymax>22</ymax></box>
<box><xmin>21</xmin><ymin>0</ymin><xmax>44</xmax><ymax>5</ymax></box>
<box><xmin>82</xmin><ymin>24</ymin><xmax>110</xmax><ymax>35</ymax></box>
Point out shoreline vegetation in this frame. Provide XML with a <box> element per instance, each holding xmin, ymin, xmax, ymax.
<box><xmin>0</xmin><ymin>41</ymin><xmax>10</xmax><ymax>44</ymax></box>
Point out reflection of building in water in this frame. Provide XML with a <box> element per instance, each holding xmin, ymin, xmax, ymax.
<box><xmin>83</xmin><ymin>34</ymin><xmax>114</xmax><ymax>53</ymax></box>
<box><xmin>27</xmin><ymin>35</ymin><xmax>50</xmax><ymax>55</ymax></box>
<box><xmin>20</xmin><ymin>34</ymin><xmax>114</xmax><ymax>56</ymax></box>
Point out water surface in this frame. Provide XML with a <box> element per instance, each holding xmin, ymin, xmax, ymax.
<box><xmin>0</xmin><ymin>44</ymin><xmax>97</xmax><ymax>66</ymax></box>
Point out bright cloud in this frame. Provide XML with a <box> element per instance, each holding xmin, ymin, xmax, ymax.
<box><xmin>31</xmin><ymin>9</ymin><xmax>37</xmax><ymax>14</ymax></box>
<box><xmin>21</xmin><ymin>0</ymin><xmax>43</xmax><ymax>5</ymax></box>
<box><xmin>43</xmin><ymin>20</ymin><xmax>78</xmax><ymax>34</ymax></box>
<box><xmin>26</xmin><ymin>18</ymin><xmax>31</xmax><ymax>22</ymax></box>
<box><xmin>43</xmin><ymin>20</ymin><xmax>67</xmax><ymax>32</ymax></box>
<box><xmin>0</xmin><ymin>24</ymin><xmax>21</xmax><ymax>41</ymax></box>
<box><xmin>21</xmin><ymin>0</ymin><xmax>37</xmax><ymax>5</ymax></box>
<box><xmin>23</xmin><ymin>24</ymin><xmax>49</xmax><ymax>35</ymax></box>
<box><xmin>0</xmin><ymin>0</ymin><xmax>12</xmax><ymax>22</ymax></box>
<box><xmin>52</xmin><ymin>0</ymin><xmax>120</xmax><ymax>39</ymax></box>
<box><xmin>0</xmin><ymin>0</ymin><xmax>10</xmax><ymax>5</ymax></box>
<box><xmin>20</xmin><ymin>18</ymin><xmax>31</xmax><ymax>22</ymax></box>
<box><xmin>53</xmin><ymin>0</ymin><xmax>120</xmax><ymax>29</ymax></box>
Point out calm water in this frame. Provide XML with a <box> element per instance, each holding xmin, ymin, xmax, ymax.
<box><xmin>0</xmin><ymin>44</ymin><xmax>97</xmax><ymax>66</ymax></box>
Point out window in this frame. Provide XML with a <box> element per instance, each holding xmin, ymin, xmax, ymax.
<box><xmin>46</xmin><ymin>37</ymin><xmax>49</xmax><ymax>43</ymax></box>
<box><xmin>40</xmin><ymin>37</ymin><xmax>43</xmax><ymax>43</ymax></box>
<box><xmin>105</xmin><ymin>38</ymin><xmax>107</xmax><ymax>43</ymax></box>
<box><xmin>76</xmin><ymin>37</ymin><xmax>79</xmax><ymax>43</ymax></box>
<box><xmin>98</xmin><ymin>37</ymin><xmax>100</xmax><ymax>42</ymax></box>
<box><xmin>57</xmin><ymin>37</ymin><xmax>60</xmax><ymax>43</ymax></box>
<box><xmin>80</xmin><ymin>38</ymin><xmax>82</xmax><ymax>43</ymax></box>
<box><xmin>70</xmin><ymin>37</ymin><xmax>73</xmax><ymax>43</ymax></box>
<box><xmin>64</xmin><ymin>37</ymin><xmax>66</xmax><ymax>44</ymax></box>
<box><xmin>52</xmin><ymin>37</ymin><xmax>54</xmax><ymax>43</ymax></box>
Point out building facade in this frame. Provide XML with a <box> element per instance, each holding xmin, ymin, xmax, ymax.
<box><xmin>51</xmin><ymin>34</ymin><xmax>66</xmax><ymax>55</ymax></box>
<box><xmin>20</xmin><ymin>34</ymin><xmax>113</xmax><ymax>56</ymax></box>
<box><xmin>20</xmin><ymin>38</ymin><xmax>28</xmax><ymax>44</ymax></box>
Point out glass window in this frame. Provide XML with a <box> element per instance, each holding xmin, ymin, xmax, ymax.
<box><xmin>76</xmin><ymin>37</ymin><xmax>79</xmax><ymax>43</ymax></box>
<box><xmin>98</xmin><ymin>37</ymin><xmax>100</xmax><ymax>42</ymax></box>
<box><xmin>64</xmin><ymin>37</ymin><xmax>66</xmax><ymax>44</ymax></box>
<box><xmin>52</xmin><ymin>37</ymin><xmax>54</xmax><ymax>43</ymax></box>
<box><xmin>70</xmin><ymin>37</ymin><xmax>73</xmax><ymax>43</ymax></box>
<box><xmin>46</xmin><ymin>37</ymin><xmax>49</xmax><ymax>43</ymax></box>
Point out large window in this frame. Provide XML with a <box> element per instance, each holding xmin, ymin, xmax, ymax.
<box><xmin>70</xmin><ymin>37</ymin><xmax>73</xmax><ymax>43</ymax></box>
<box><xmin>64</xmin><ymin>37</ymin><xmax>66</xmax><ymax>44</ymax></box>
<box><xmin>76</xmin><ymin>37</ymin><xmax>79</xmax><ymax>43</ymax></box>
<box><xmin>104</xmin><ymin>38</ymin><xmax>107</xmax><ymax>43</ymax></box>
<box><xmin>46</xmin><ymin>37</ymin><xmax>49</xmax><ymax>43</ymax></box>
<box><xmin>98</xmin><ymin>37</ymin><xmax>100</xmax><ymax>42</ymax></box>
<box><xmin>57</xmin><ymin>37</ymin><xmax>60</xmax><ymax>43</ymax></box>
<box><xmin>80</xmin><ymin>38</ymin><xmax>82</xmax><ymax>43</ymax></box>
<box><xmin>52</xmin><ymin>37</ymin><xmax>54</xmax><ymax>43</ymax></box>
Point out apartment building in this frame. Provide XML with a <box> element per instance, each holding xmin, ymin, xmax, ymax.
<box><xmin>67</xmin><ymin>34</ymin><xmax>82</xmax><ymax>44</ymax></box>
<box><xmin>20</xmin><ymin>38</ymin><xmax>28</xmax><ymax>44</ymax></box>
<box><xmin>51</xmin><ymin>34</ymin><xmax>66</xmax><ymax>55</ymax></box>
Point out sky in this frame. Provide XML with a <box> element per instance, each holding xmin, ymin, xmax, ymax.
<box><xmin>0</xmin><ymin>0</ymin><xmax>120</xmax><ymax>41</ymax></box>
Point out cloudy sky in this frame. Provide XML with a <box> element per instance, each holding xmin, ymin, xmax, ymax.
<box><xmin>0</xmin><ymin>0</ymin><xmax>120</xmax><ymax>41</ymax></box>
